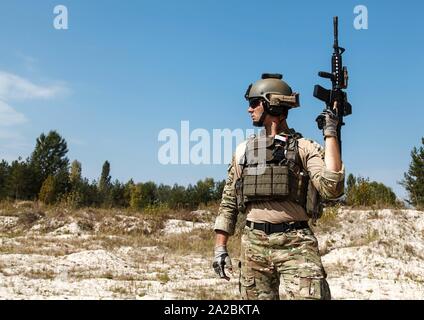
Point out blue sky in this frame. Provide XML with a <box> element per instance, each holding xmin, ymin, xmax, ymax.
<box><xmin>0</xmin><ymin>0</ymin><xmax>423</xmax><ymax>200</ymax></box>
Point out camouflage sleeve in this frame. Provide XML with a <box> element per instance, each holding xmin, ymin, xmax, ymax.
<box><xmin>301</xmin><ymin>139</ymin><xmax>345</xmax><ymax>200</ymax></box>
<box><xmin>214</xmin><ymin>156</ymin><xmax>239</xmax><ymax>235</ymax></box>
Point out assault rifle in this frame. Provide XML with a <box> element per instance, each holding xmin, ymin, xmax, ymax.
<box><xmin>314</xmin><ymin>16</ymin><xmax>352</xmax><ymax>155</ymax></box>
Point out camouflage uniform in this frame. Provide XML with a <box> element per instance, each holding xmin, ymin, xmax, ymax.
<box><xmin>214</xmin><ymin>132</ymin><xmax>344</xmax><ymax>300</ymax></box>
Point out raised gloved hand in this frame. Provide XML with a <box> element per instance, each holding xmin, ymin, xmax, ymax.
<box><xmin>212</xmin><ymin>245</ymin><xmax>232</xmax><ymax>281</ymax></box>
<box><xmin>316</xmin><ymin>107</ymin><xmax>339</xmax><ymax>138</ymax></box>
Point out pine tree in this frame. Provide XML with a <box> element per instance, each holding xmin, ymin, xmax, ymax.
<box><xmin>99</xmin><ymin>161</ymin><xmax>112</xmax><ymax>207</ymax></box>
<box><xmin>157</xmin><ymin>183</ymin><xmax>172</xmax><ymax>205</ymax></box>
<box><xmin>30</xmin><ymin>131</ymin><xmax>69</xmax><ymax>194</ymax></box>
<box><xmin>346</xmin><ymin>173</ymin><xmax>356</xmax><ymax>192</ymax></box>
<box><xmin>5</xmin><ymin>158</ymin><xmax>35</xmax><ymax>200</ymax></box>
<box><xmin>401</xmin><ymin>137</ymin><xmax>424</xmax><ymax>209</ymax></box>
<box><xmin>55</xmin><ymin>167</ymin><xmax>71</xmax><ymax>199</ymax></box>
<box><xmin>169</xmin><ymin>184</ymin><xmax>186</xmax><ymax>209</ymax></box>
<box><xmin>109</xmin><ymin>180</ymin><xmax>124</xmax><ymax>207</ymax></box>
<box><xmin>194</xmin><ymin>178</ymin><xmax>215</xmax><ymax>205</ymax></box>
<box><xmin>99</xmin><ymin>161</ymin><xmax>111</xmax><ymax>192</ymax></box>
<box><xmin>82</xmin><ymin>179</ymin><xmax>101</xmax><ymax>207</ymax></box>
<box><xmin>0</xmin><ymin>160</ymin><xmax>10</xmax><ymax>200</ymax></box>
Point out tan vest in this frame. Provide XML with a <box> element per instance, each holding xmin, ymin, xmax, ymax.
<box><xmin>235</xmin><ymin>132</ymin><xmax>322</xmax><ymax>220</ymax></box>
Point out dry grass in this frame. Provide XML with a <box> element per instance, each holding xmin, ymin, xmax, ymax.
<box><xmin>23</xmin><ymin>267</ymin><xmax>56</xmax><ymax>280</ymax></box>
<box><xmin>160</xmin><ymin>228</ymin><xmax>214</xmax><ymax>256</ymax></box>
<box><xmin>313</xmin><ymin>205</ymin><xmax>340</xmax><ymax>233</ymax></box>
<box><xmin>109</xmin><ymin>280</ymin><xmax>146</xmax><ymax>299</ymax></box>
<box><xmin>156</xmin><ymin>271</ymin><xmax>171</xmax><ymax>283</ymax></box>
<box><xmin>365</xmin><ymin>227</ymin><xmax>380</xmax><ymax>243</ymax></box>
<box><xmin>157</xmin><ymin>224</ymin><xmax>240</xmax><ymax>259</ymax></box>
<box><xmin>0</xmin><ymin>234</ymin><xmax>94</xmax><ymax>256</ymax></box>
<box><xmin>64</xmin><ymin>265</ymin><xmax>139</xmax><ymax>281</ymax></box>
<box><xmin>192</xmin><ymin>285</ymin><xmax>237</xmax><ymax>300</ymax></box>
<box><xmin>346</xmin><ymin>227</ymin><xmax>380</xmax><ymax>247</ymax></box>
<box><xmin>0</xmin><ymin>201</ymin><xmax>41</xmax><ymax>214</ymax></box>
<box><xmin>17</xmin><ymin>211</ymin><xmax>46</xmax><ymax>227</ymax></box>
<box><xmin>367</xmin><ymin>210</ymin><xmax>381</xmax><ymax>220</ymax></box>
<box><xmin>109</xmin><ymin>281</ymin><xmax>146</xmax><ymax>298</ymax></box>
<box><xmin>95</xmin><ymin>234</ymin><xmax>158</xmax><ymax>252</ymax></box>
<box><xmin>404</xmin><ymin>272</ymin><xmax>424</xmax><ymax>283</ymax></box>
<box><xmin>0</xmin><ymin>200</ymin><xmax>239</xmax><ymax>299</ymax></box>
<box><xmin>0</xmin><ymin>200</ymin><xmax>35</xmax><ymax>216</ymax></box>
<box><xmin>334</xmin><ymin>260</ymin><xmax>349</xmax><ymax>273</ymax></box>
<box><xmin>404</xmin><ymin>244</ymin><xmax>415</xmax><ymax>256</ymax></box>
<box><xmin>0</xmin><ymin>200</ymin><xmax>217</xmax><ymax>235</ymax></box>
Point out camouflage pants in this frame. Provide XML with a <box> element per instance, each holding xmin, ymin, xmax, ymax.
<box><xmin>239</xmin><ymin>224</ymin><xmax>331</xmax><ymax>300</ymax></box>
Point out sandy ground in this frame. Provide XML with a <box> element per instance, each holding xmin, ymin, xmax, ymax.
<box><xmin>0</xmin><ymin>207</ymin><xmax>423</xmax><ymax>300</ymax></box>
<box><xmin>318</xmin><ymin>209</ymin><xmax>424</xmax><ymax>299</ymax></box>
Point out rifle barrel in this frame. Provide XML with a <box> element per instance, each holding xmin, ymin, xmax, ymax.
<box><xmin>333</xmin><ymin>16</ymin><xmax>339</xmax><ymax>47</ymax></box>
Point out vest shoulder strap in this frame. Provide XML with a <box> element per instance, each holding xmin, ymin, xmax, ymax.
<box><xmin>235</xmin><ymin>135</ymin><xmax>255</xmax><ymax>167</ymax></box>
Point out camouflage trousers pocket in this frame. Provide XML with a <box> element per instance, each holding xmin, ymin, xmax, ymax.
<box><xmin>299</xmin><ymin>277</ymin><xmax>331</xmax><ymax>300</ymax></box>
<box><xmin>240</xmin><ymin>276</ymin><xmax>256</xmax><ymax>300</ymax></box>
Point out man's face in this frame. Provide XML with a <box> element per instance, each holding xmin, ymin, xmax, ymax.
<box><xmin>248</xmin><ymin>98</ymin><xmax>264</xmax><ymax>123</ymax></box>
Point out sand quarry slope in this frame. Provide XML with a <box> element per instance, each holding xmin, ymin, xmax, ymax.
<box><xmin>0</xmin><ymin>206</ymin><xmax>423</xmax><ymax>300</ymax></box>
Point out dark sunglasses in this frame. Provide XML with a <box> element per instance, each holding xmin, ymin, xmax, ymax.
<box><xmin>249</xmin><ymin>98</ymin><xmax>263</xmax><ymax>108</ymax></box>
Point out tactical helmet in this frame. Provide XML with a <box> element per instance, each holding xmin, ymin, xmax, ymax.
<box><xmin>245</xmin><ymin>73</ymin><xmax>300</xmax><ymax>117</ymax></box>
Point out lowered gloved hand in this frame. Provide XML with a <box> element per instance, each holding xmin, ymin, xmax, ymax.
<box><xmin>316</xmin><ymin>107</ymin><xmax>339</xmax><ymax>138</ymax></box>
<box><xmin>213</xmin><ymin>245</ymin><xmax>232</xmax><ymax>281</ymax></box>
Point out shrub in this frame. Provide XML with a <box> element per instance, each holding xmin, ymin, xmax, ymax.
<box><xmin>345</xmin><ymin>175</ymin><xmax>399</xmax><ymax>208</ymax></box>
<box><xmin>39</xmin><ymin>176</ymin><xmax>58</xmax><ymax>205</ymax></box>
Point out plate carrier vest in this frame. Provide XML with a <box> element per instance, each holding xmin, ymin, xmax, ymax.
<box><xmin>234</xmin><ymin>131</ymin><xmax>322</xmax><ymax>220</ymax></box>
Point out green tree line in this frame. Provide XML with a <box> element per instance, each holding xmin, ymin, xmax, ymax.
<box><xmin>344</xmin><ymin>137</ymin><xmax>424</xmax><ymax>209</ymax></box>
<box><xmin>0</xmin><ymin>131</ymin><xmax>225</xmax><ymax>210</ymax></box>
<box><xmin>1</xmin><ymin>131</ymin><xmax>423</xmax><ymax>210</ymax></box>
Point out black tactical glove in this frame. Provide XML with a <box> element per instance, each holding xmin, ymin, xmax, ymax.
<box><xmin>316</xmin><ymin>108</ymin><xmax>339</xmax><ymax>138</ymax></box>
<box><xmin>213</xmin><ymin>245</ymin><xmax>232</xmax><ymax>281</ymax></box>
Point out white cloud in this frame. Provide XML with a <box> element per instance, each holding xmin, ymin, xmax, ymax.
<box><xmin>0</xmin><ymin>70</ymin><xmax>69</xmax><ymax>161</ymax></box>
<box><xmin>0</xmin><ymin>100</ymin><xmax>28</xmax><ymax>126</ymax></box>
<box><xmin>0</xmin><ymin>71</ymin><xmax>69</xmax><ymax>101</ymax></box>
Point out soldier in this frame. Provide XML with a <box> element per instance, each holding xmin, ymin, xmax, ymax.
<box><xmin>212</xmin><ymin>73</ymin><xmax>345</xmax><ymax>300</ymax></box>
